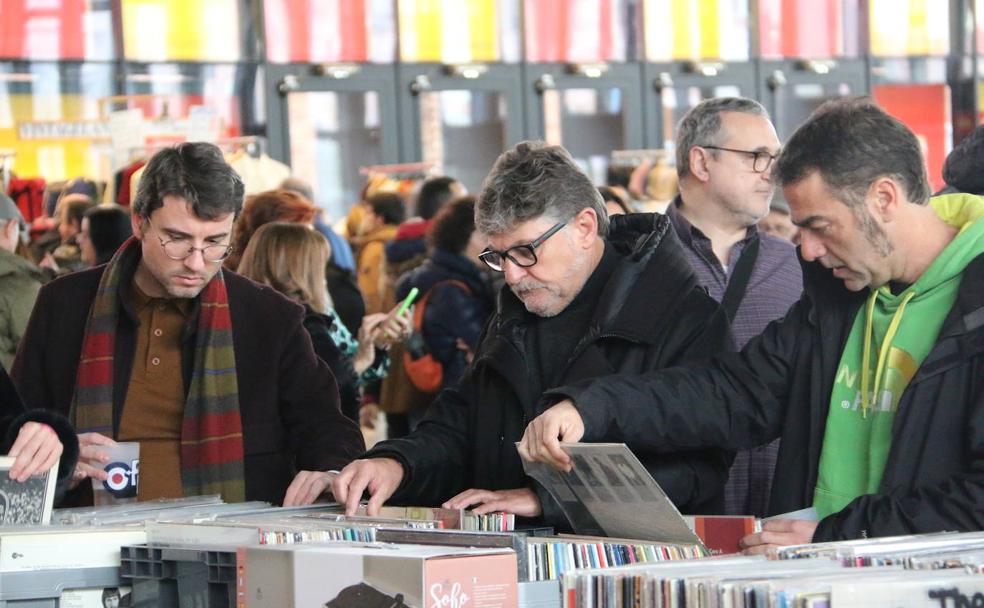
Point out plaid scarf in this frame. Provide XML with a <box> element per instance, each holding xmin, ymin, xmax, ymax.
<box><xmin>71</xmin><ymin>237</ymin><xmax>246</xmax><ymax>502</ymax></box>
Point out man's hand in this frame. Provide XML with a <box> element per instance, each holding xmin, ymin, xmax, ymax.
<box><xmin>69</xmin><ymin>432</ymin><xmax>115</xmax><ymax>489</ymax></box>
<box><xmin>283</xmin><ymin>470</ymin><xmax>337</xmax><ymax>507</ymax></box>
<box><xmin>330</xmin><ymin>458</ymin><xmax>404</xmax><ymax>516</ymax></box>
<box><xmin>442</xmin><ymin>487</ymin><xmax>542</xmax><ymax>517</ymax></box>
<box><xmin>518</xmin><ymin>400</ymin><xmax>585</xmax><ymax>472</ymax></box>
<box><xmin>6</xmin><ymin>422</ymin><xmax>63</xmax><ymax>482</ymax></box>
<box><xmin>739</xmin><ymin>519</ymin><xmax>818</xmax><ymax>555</ymax></box>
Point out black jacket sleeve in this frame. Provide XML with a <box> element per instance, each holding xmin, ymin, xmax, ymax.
<box><xmin>0</xmin><ymin>363</ymin><xmax>79</xmax><ymax>504</ymax></box>
<box><xmin>361</xmin><ymin>374</ymin><xmax>474</xmax><ymax>506</ymax></box>
<box><xmin>545</xmin><ymin>297</ymin><xmax>809</xmax><ymax>455</ymax></box>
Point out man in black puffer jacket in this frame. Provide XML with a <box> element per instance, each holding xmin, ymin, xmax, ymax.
<box><xmin>331</xmin><ymin>141</ymin><xmax>734</xmax><ymax>530</ymax></box>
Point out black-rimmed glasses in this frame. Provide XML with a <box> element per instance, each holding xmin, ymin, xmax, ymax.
<box><xmin>701</xmin><ymin>145</ymin><xmax>778</xmax><ymax>173</ymax></box>
<box><xmin>147</xmin><ymin>220</ymin><xmax>233</xmax><ymax>263</ymax></box>
<box><xmin>478</xmin><ymin>222</ymin><xmax>565</xmax><ymax>272</ymax></box>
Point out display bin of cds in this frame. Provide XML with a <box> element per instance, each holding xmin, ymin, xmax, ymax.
<box><xmin>120</xmin><ymin>544</ymin><xmax>237</xmax><ymax>608</ymax></box>
<box><xmin>0</xmin><ymin>566</ymin><xmax>122</xmax><ymax>607</ymax></box>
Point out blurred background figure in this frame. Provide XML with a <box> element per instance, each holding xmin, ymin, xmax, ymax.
<box><xmin>757</xmin><ymin>196</ymin><xmax>799</xmax><ymax>244</ymax></box>
<box><xmin>279</xmin><ymin>177</ymin><xmax>362</xmax><ymax>334</ymax></box>
<box><xmin>598</xmin><ymin>186</ymin><xmax>632</xmax><ymax>216</ymax></box>
<box><xmin>938</xmin><ymin>123</ymin><xmax>984</xmax><ymax>196</ymax></box>
<box><xmin>398</xmin><ymin>196</ymin><xmax>494</xmax><ymax>390</ymax></box>
<box><xmin>0</xmin><ymin>193</ymin><xmax>44</xmax><ymax>370</ymax></box>
<box><xmin>78</xmin><ymin>205</ymin><xmax>132</xmax><ymax>267</ymax></box>
<box><xmin>37</xmin><ymin>192</ymin><xmax>95</xmax><ymax>275</ymax></box>
<box><xmin>355</xmin><ymin>192</ymin><xmax>405</xmax><ymax>316</ymax></box>
<box><xmin>236</xmin><ymin>222</ymin><xmax>362</xmax><ymax>422</ymax></box>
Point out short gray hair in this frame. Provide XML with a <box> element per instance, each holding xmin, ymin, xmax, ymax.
<box><xmin>675</xmin><ymin>97</ymin><xmax>770</xmax><ymax>180</ymax></box>
<box><xmin>476</xmin><ymin>141</ymin><xmax>609</xmax><ymax>236</ymax></box>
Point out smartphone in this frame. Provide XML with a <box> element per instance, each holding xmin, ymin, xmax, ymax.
<box><xmin>396</xmin><ymin>287</ymin><xmax>420</xmax><ymax>317</ymax></box>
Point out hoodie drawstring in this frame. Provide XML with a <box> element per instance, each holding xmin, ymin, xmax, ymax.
<box><xmin>859</xmin><ymin>289</ymin><xmax>917</xmax><ymax>418</ymax></box>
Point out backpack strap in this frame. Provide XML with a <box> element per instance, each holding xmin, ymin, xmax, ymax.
<box><xmin>412</xmin><ymin>279</ymin><xmax>473</xmax><ymax>332</ymax></box>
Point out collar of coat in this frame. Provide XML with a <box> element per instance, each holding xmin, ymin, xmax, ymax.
<box><xmin>493</xmin><ymin>212</ymin><xmax>700</xmax><ymax>346</ymax></box>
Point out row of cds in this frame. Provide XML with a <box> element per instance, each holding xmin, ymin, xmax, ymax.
<box><xmin>527</xmin><ymin>537</ymin><xmax>707</xmax><ymax>582</ymax></box>
<box><xmin>562</xmin><ymin>530</ymin><xmax>984</xmax><ymax>608</ymax></box>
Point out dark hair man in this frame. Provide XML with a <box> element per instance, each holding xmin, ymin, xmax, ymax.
<box><xmin>329</xmin><ymin>141</ymin><xmax>733</xmax><ymax>527</ymax></box>
<box><xmin>669</xmin><ymin>97</ymin><xmax>802</xmax><ymax>516</ymax></box>
<box><xmin>521</xmin><ymin>98</ymin><xmax>984</xmax><ymax>549</ymax></box>
<box><xmin>11</xmin><ymin>142</ymin><xmax>364</xmax><ymax>507</ymax></box>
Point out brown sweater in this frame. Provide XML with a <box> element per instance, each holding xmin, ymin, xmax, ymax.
<box><xmin>117</xmin><ymin>283</ymin><xmax>188</xmax><ymax>500</ymax></box>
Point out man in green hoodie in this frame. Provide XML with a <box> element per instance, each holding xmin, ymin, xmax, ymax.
<box><xmin>518</xmin><ymin>97</ymin><xmax>984</xmax><ymax>549</ymax></box>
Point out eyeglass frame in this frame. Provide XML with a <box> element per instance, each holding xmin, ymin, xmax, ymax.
<box><xmin>145</xmin><ymin>218</ymin><xmax>234</xmax><ymax>263</ymax></box>
<box><xmin>700</xmin><ymin>145</ymin><xmax>778</xmax><ymax>173</ymax></box>
<box><xmin>478</xmin><ymin>221</ymin><xmax>566</xmax><ymax>272</ymax></box>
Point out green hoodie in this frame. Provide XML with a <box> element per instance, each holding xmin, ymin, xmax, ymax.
<box><xmin>813</xmin><ymin>193</ymin><xmax>984</xmax><ymax>518</ymax></box>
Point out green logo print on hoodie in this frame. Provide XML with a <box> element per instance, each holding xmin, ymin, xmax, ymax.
<box><xmin>813</xmin><ymin>193</ymin><xmax>984</xmax><ymax>519</ymax></box>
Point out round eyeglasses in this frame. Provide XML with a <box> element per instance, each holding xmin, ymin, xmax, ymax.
<box><xmin>478</xmin><ymin>222</ymin><xmax>565</xmax><ymax>272</ymax></box>
<box><xmin>148</xmin><ymin>220</ymin><xmax>233</xmax><ymax>263</ymax></box>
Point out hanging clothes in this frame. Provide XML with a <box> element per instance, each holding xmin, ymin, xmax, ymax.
<box><xmin>8</xmin><ymin>178</ymin><xmax>46</xmax><ymax>224</ymax></box>
<box><xmin>225</xmin><ymin>150</ymin><xmax>291</xmax><ymax>195</ymax></box>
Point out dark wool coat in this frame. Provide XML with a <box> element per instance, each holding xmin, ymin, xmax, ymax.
<box><xmin>10</xmin><ymin>267</ymin><xmax>364</xmax><ymax>505</ymax></box>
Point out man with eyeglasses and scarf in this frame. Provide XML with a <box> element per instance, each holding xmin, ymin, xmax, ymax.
<box><xmin>10</xmin><ymin>142</ymin><xmax>364</xmax><ymax>508</ymax></box>
<box><xmin>330</xmin><ymin>141</ymin><xmax>734</xmax><ymax>529</ymax></box>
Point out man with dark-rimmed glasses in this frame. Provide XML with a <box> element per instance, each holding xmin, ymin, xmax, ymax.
<box><xmin>332</xmin><ymin>141</ymin><xmax>734</xmax><ymax>529</ymax></box>
<box><xmin>665</xmin><ymin>97</ymin><xmax>803</xmax><ymax>518</ymax></box>
<box><xmin>11</xmin><ymin>142</ymin><xmax>364</xmax><ymax>508</ymax></box>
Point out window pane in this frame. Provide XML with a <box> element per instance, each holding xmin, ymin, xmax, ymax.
<box><xmin>525</xmin><ymin>0</ymin><xmax>639</xmax><ymax>63</ymax></box>
<box><xmin>0</xmin><ymin>62</ymin><xmax>115</xmax><ymax>180</ymax></box>
<box><xmin>399</xmin><ymin>0</ymin><xmax>521</xmax><ymax>63</ymax></box>
<box><xmin>265</xmin><ymin>0</ymin><xmax>397</xmax><ymax>63</ymax></box>
<box><xmin>418</xmin><ymin>90</ymin><xmax>508</xmax><ymax>192</ymax></box>
<box><xmin>122</xmin><ymin>0</ymin><xmax>247</xmax><ymax>62</ymax></box>
<box><xmin>543</xmin><ymin>88</ymin><xmax>624</xmax><ymax>184</ymax></box>
<box><xmin>643</xmin><ymin>0</ymin><xmax>749</xmax><ymax>62</ymax></box>
<box><xmin>0</xmin><ymin>0</ymin><xmax>115</xmax><ymax>60</ymax></box>
<box><xmin>287</xmin><ymin>91</ymin><xmax>383</xmax><ymax>222</ymax></box>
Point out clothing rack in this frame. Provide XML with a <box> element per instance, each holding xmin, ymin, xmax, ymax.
<box><xmin>358</xmin><ymin>161</ymin><xmax>438</xmax><ymax>180</ymax></box>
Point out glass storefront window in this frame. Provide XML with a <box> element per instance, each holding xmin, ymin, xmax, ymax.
<box><xmin>400</xmin><ymin>0</ymin><xmax>521</xmax><ymax>63</ymax></box>
<box><xmin>287</xmin><ymin>91</ymin><xmax>383</xmax><ymax>222</ymax></box>
<box><xmin>525</xmin><ymin>0</ymin><xmax>639</xmax><ymax>63</ymax></box>
<box><xmin>0</xmin><ymin>62</ymin><xmax>115</xmax><ymax>180</ymax></box>
<box><xmin>265</xmin><ymin>0</ymin><xmax>397</xmax><ymax>63</ymax></box>
<box><xmin>417</xmin><ymin>90</ymin><xmax>508</xmax><ymax>192</ymax></box>
<box><xmin>643</xmin><ymin>0</ymin><xmax>749</xmax><ymax>62</ymax></box>
<box><xmin>0</xmin><ymin>0</ymin><xmax>115</xmax><ymax>60</ymax></box>
<box><xmin>869</xmin><ymin>0</ymin><xmax>949</xmax><ymax>57</ymax></box>
<box><xmin>121</xmin><ymin>0</ymin><xmax>249</xmax><ymax>62</ymax></box>
<box><xmin>542</xmin><ymin>88</ymin><xmax>624</xmax><ymax>184</ymax></box>
<box><xmin>759</xmin><ymin>0</ymin><xmax>860</xmax><ymax>59</ymax></box>
<box><xmin>774</xmin><ymin>82</ymin><xmax>854</xmax><ymax>138</ymax></box>
<box><xmin>658</xmin><ymin>84</ymin><xmax>743</xmax><ymax>149</ymax></box>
